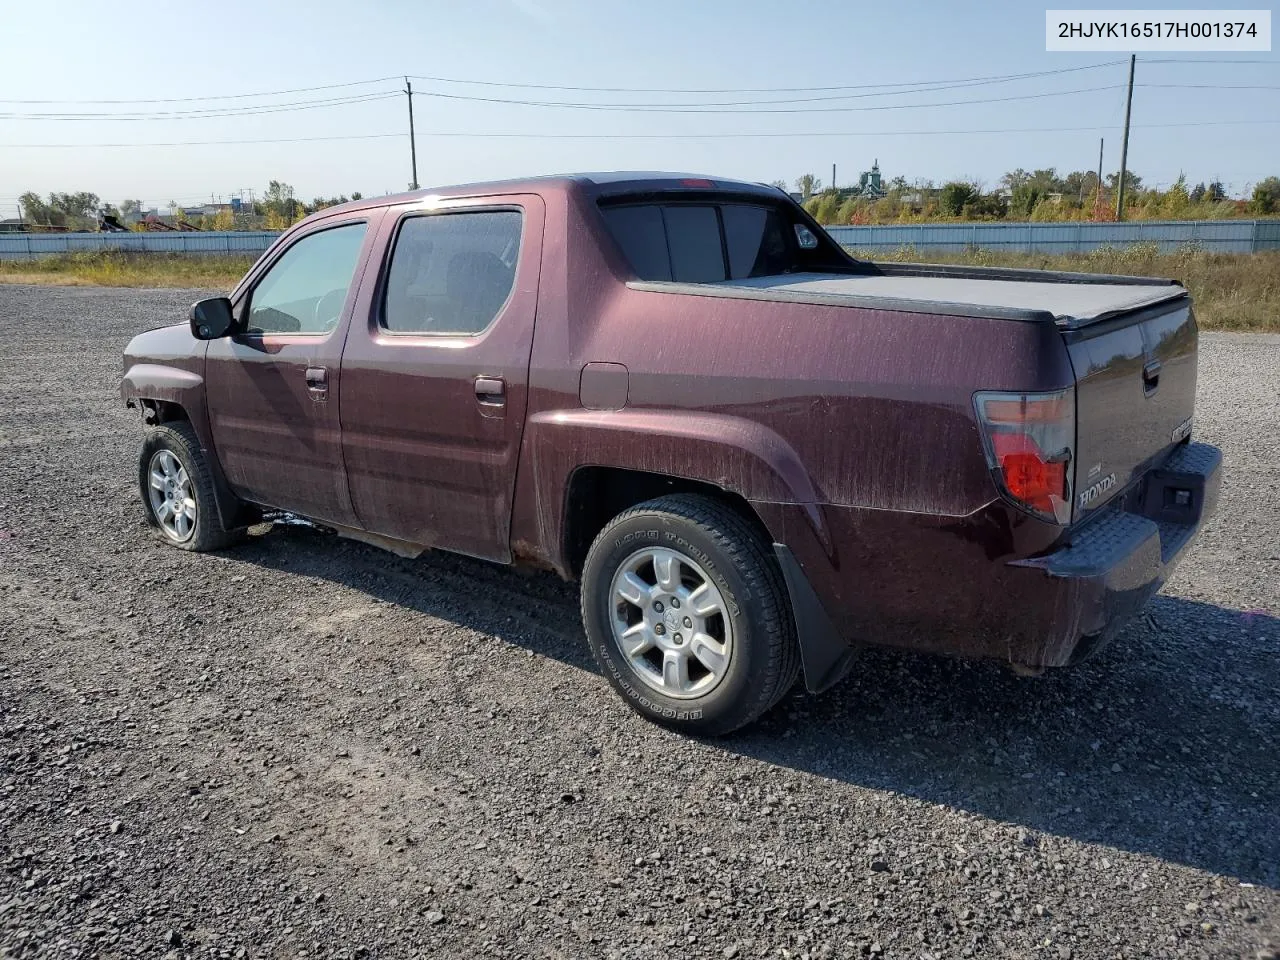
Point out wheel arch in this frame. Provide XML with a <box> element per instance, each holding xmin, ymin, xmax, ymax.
<box><xmin>121</xmin><ymin>364</ymin><xmax>255</xmax><ymax>530</ymax></box>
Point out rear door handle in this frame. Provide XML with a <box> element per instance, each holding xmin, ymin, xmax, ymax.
<box><xmin>474</xmin><ymin>376</ymin><xmax>506</xmax><ymax>405</ymax></box>
<box><xmin>305</xmin><ymin>366</ymin><xmax>328</xmax><ymax>399</ymax></box>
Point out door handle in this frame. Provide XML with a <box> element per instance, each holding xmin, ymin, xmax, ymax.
<box><xmin>1142</xmin><ymin>359</ymin><xmax>1161</xmax><ymax>394</ymax></box>
<box><xmin>305</xmin><ymin>366</ymin><xmax>328</xmax><ymax>399</ymax></box>
<box><xmin>474</xmin><ymin>376</ymin><xmax>506</xmax><ymax>405</ymax></box>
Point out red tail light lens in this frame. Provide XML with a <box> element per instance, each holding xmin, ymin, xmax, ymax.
<box><xmin>975</xmin><ymin>389</ymin><xmax>1075</xmax><ymax>524</ymax></box>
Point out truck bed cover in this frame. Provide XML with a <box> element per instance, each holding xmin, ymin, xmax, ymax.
<box><xmin>717</xmin><ymin>272</ymin><xmax>1186</xmax><ymax>325</ymax></box>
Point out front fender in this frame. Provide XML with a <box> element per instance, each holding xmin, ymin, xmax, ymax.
<box><xmin>119</xmin><ymin>362</ymin><xmax>253</xmax><ymax>530</ymax></box>
<box><xmin>120</xmin><ymin>362</ymin><xmax>203</xmax><ymax>406</ymax></box>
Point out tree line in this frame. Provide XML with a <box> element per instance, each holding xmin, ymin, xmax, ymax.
<box><xmin>784</xmin><ymin>170</ymin><xmax>1280</xmax><ymax>225</ymax></box>
<box><xmin>14</xmin><ymin>181</ymin><xmax>363</xmax><ymax>232</ymax></box>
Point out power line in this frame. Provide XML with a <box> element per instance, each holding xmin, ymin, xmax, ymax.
<box><xmin>404</xmin><ymin>84</ymin><xmax>1124</xmax><ymax>114</ymax></box>
<box><xmin>0</xmin><ymin>84</ymin><xmax>1124</xmax><ymax>121</ymax></box>
<box><xmin>4</xmin><ymin>117</ymin><xmax>1279</xmax><ymax>149</ymax></box>
<box><xmin>0</xmin><ymin>91</ymin><xmax>401</xmax><ymax>121</ymax></box>
<box><xmin>405</xmin><ymin>61</ymin><xmax>1128</xmax><ymax>93</ymax></box>
<box><xmin>0</xmin><ymin>77</ymin><xmax>401</xmax><ymax>105</ymax></box>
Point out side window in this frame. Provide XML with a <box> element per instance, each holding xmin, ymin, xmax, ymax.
<box><xmin>662</xmin><ymin>206</ymin><xmax>726</xmax><ymax>282</ymax></box>
<box><xmin>722</xmin><ymin>204</ymin><xmax>792</xmax><ymax>279</ymax></box>
<box><xmin>383</xmin><ymin>210</ymin><xmax>522</xmax><ymax>335</ymax></box>
<box><xmin>600</xmin><ymin>205</ymin><xmax>671</xmax><ymax>281</ymax></box>
<box><xmin>244</xmin><ymin>222</ymin><xmax>367</xmax><ymax>335</ymax></box>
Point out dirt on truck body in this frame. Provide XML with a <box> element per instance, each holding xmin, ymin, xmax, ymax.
<box><xmin>121</xmin><ymin>172</ymin><xmax>1221</xmax><ymax>734</ymax></box>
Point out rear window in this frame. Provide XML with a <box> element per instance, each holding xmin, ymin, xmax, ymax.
<box><xmin>600</xmin><ymin>200</ymin><xmax>832</xmax><ymax>282</ymax></box>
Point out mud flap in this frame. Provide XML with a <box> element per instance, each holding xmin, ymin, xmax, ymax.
<box><xmin>772</xmin><ymin>543</ymin><xmax>858</xmax><ymax>694</ymax></box>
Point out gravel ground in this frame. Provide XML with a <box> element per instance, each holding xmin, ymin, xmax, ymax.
<box><xmin>0</xmin><ymin>284</ymin><xmax>1277</xmax><ymax>960</ymax></box>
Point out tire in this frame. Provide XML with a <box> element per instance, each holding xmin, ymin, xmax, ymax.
<box><xmin>138</xmin><ymin>421</ymin><xmax>242</xmax><ymax>552</ymax></box>
<box><xmin>580</xmin><ymin>494</ymin><xmax>800</xmax><ymax>736</ymax></box>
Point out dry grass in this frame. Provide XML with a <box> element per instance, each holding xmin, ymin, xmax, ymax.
<box><xmin>0</xmin><ymin>251</ymin><xmax>255</xmax><ymax>289</ymax></box>
<box><xmin>3</xmin><ymin>245</ymin><xmax>1277</xmax><ymax>332</ymax></box>
<box><xmin>851</xmin><ymin>243</ymin><xmax>1280</xmax><ymax>332</ymax></box>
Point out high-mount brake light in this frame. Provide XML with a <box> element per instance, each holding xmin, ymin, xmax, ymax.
<box><xmin>974</xmin><ymin>389</ymin><xmax>1075</xmax><ymax>524</ymax></box>
<box><xmin>679</xmin><ymin>178</ymin><xmax>716</xmax><ymax>188</ymax></box>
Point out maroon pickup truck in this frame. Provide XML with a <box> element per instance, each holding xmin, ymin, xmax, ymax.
<box><xmin>121</xmin><ymin>173</ymin><xmax>1221</xmax><ymax>734</ymax></box>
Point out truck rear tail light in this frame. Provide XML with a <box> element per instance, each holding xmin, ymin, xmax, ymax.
<box><xmin>974</xmin><ymin>389</ymin><xmax>1075</xmax><ymax>524</ymax></box>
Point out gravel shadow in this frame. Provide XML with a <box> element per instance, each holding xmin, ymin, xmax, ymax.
<box><xmin>243</xmin><ymin>525</ymin><xmax>1280</xmax><ymax>889</ymax></box>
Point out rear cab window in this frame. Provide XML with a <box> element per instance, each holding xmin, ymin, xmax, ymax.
<box><xmin>599</xmin><ymin>196</ymin><xmax>845</xmax><ymax>283</ymax></box>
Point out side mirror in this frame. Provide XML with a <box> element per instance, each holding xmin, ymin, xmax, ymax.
<box><xmin>190</xmin><ymin>297</ymin><xmax>236</xmax><ymax>340</ymax></box>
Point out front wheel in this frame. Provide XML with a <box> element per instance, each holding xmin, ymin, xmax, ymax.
<box><xmin>138</xmin><ymin>421</ymin><xmax>242</xmax><ymax>552</ymax></box>
<box><xmin>580</xmin><ymin>494</ymin><xmax>799</xmax><ymax>736</ymax></box>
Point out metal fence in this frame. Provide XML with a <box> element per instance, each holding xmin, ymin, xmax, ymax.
<box><xmin>827</xmin><ymin>219</ymin><xmax>1280</xmax><ymax>255</ymax></box>
<box><xmin>0</xmin><ymin>231</ymin><xmax>279</xmax><ymax>260</ymax></box>
<box><xmin>2</xmin><ymin>219</ymin><xmax>1279</xmax><ymax>261</ymax></box>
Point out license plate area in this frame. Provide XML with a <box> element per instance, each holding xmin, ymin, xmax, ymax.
<box><xmin>1141</xmin><ymin>461</ymin><xmax>1209</xmax><ymax>525</ymax></box>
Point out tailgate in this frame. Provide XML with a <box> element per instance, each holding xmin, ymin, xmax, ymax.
<box><xmin>1066</xmin><ymin>299</ymin><xmax>1198</xmax><ymax>522</ymax></box>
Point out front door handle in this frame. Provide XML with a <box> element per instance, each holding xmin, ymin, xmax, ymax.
<box><xmin>474</xmin><ymin>376</ymin><xmax>506</xmax><ymax>405</ymax></box>
<box><xmin>305</xmin><ymin>366</ymin><xmax>328</xmax><ymax>400</ymax></box>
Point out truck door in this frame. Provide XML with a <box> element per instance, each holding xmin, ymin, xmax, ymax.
<box><xmin>339</xmin><ymin>195</ymin><xmax>545</xmax><ymax>562</ymax></box>
<box><xmin>204</xmin><ymin>216</ymin><xmax>380</xmax><ymax>526</ymax></box>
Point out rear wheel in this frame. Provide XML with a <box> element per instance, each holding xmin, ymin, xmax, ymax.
<box><xmin>138</xmin><ymin>422</ymin><xmax>242</xmax><ymax>552</ymax></box>
<box><xmin>581</xmin><ymin>494</ymin><xmax>799</xmax><ymax>735</ymax></box>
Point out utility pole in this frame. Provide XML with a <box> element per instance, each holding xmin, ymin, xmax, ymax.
<box><xmin>1116</xmin><ymin>55</ymin><xmax>1135</xmax><ymax>220</ymax></box>
<box><xmin>405</xmin><ymin>77</ymin><xmax>419</xmax><ymax>191</ymax></box>
<box><xmin>1092</xmin><ymin>136</ymin><xmax>1104</xmax><ymax>215</ymax></box>
<box><xmin>831</xmin><ymin>163</ymin><xmax>836</xmax><ymax>192</ymax></box>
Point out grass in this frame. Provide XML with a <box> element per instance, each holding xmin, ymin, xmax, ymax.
<box><xmin>848</xmin><ymin>243</ymin><xmax>1280</xmax><ymax>332</ymax></box>
<box><xmin>0</xmin><ymin>251</ymin><xmax>255</xmax><ymax>289</ymax></box>
<box><xmin>2</xmin><ymin>245</ymin><xmax>1277</xmax><ymax>332</ymax></box>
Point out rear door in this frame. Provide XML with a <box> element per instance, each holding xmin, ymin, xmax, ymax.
<box><xmin>205</xmin><ymin>217</ymin><xmax>380</xmax><ymax>525</ymax></box>
<box><xmin>1066</xmin><ymin>298</ymin><xmax>1198</xmax><ymax>521</ymax></box>
<box><xmin>339</xmin><ymin>195</ymin><xmax>544</xmax><ymax>562</ymax></box>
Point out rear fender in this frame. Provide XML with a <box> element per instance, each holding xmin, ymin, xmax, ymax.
<box><xmin>516</xmin><ymin>408</ymin><xmax>828</xmax><ymax>565</ymax></box>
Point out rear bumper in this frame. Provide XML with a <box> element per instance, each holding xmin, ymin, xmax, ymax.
<box><xmin>757</xmin><ymin>441</ymin><xmax>1222</xmax><ymax>686</ymax></box>
<box><xmin>1007</xmin><ymin>441</ymin><xmax>1222</xmax><ymax>665</ymax></box>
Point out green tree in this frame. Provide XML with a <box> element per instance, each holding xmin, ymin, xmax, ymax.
<box><xmin>1207</xmin><ymin>180</ymin><xmax>1227</xmax><ymax>202</ymax></box>
<box><xmin>769</xmin><ymin>179</ymin><xmax>789</xmax><ymax>191</ymax></box>
<box><xmin>1106</xmin><ymin>170</ymin><xmax>1144</xmax><ymax>194</ymax></box>
<box><xmin>350</xmin><ymin>191</ymin><xmax>363</xmax><ymax>201</ymax></box>
<box><xmin>1164</xmin><ymin>174</ymin><xmax>1192</xmax><ymax>217</ymax></box>
<box><xmin>18</xmin><ymin>191</ymin><xmax>59</xmax><ymax>228</ymax></box>
<box><xmin>1189</xmin><ymin>182</ymin><xmax>1207</xmax><ymax>204</ymax></box>
<box><xmin>1249</xmin><ymin>176</ymin><xmax>1280</xmax><ymax>214</ymax></box>
<box><xmin>939</xmin><ymin>181</ymin><xmax>978</xmax><ymax>217</ymax></box>
<box><xmin>794</xmin><ymin>174</ymin><xmax>822</xmax><ymax>199</ymax></box>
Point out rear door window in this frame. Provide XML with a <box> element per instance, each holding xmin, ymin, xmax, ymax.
<box><xmin>382</xmin><ymin>210</ymin><xmax>522</xmax><ymax>335</ymax></box>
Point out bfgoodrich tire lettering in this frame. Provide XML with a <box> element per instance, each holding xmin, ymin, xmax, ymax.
<box><xmin>580</xmin><ymin>494</ymin><xmax>799</xmax><ymax>735</ymax></box>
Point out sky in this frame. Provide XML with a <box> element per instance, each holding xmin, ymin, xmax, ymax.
<box><xmin>1</xmin><ymin>0</ymin><xmax>1277</xmax><ymax>217</ymax></box>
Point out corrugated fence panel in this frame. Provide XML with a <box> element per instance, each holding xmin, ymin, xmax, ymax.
<box><xmin>825</xmin><ymin>220</ymin><xmax>1274</xmax><ymax>255</ymax></box>
<box><xmin>0</xmin><ymin>231</ymin><xmax>279</xmax><ymax>260</ymax></box>
<box><xmin>1</xmin><ymin>223</ymin><xmax>1276</xmax><ymax>260</ymax></box>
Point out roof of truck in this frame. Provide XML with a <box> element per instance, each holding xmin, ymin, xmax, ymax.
<box><xmin>315</xmin><ymin>173</ymin><xmax>784</xmax><ymax>220</ymax></box>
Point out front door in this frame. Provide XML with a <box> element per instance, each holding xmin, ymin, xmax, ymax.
<box><xmin>204</xmin><ymin>217</ymin><xmax>379</xmax><ymax>525</ymax></box>
<box><xmin>339</xmin><ymin>195</ymin><xmax>544</xmax><ymax>562</ymax></box>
